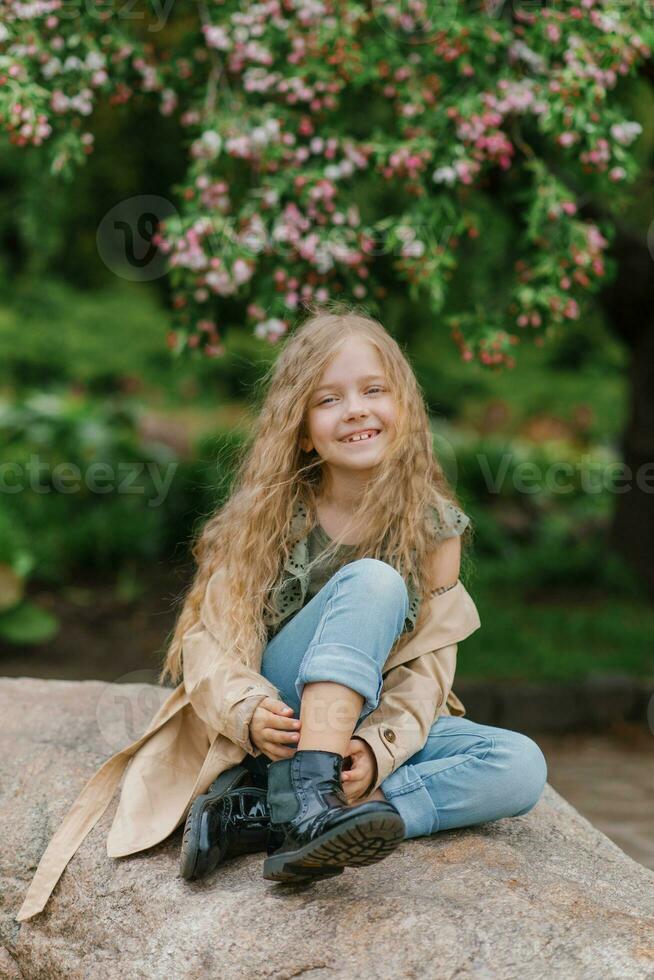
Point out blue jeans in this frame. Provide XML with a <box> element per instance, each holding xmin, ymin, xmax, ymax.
<box><xmin>244</xmin><ymin>558</ymin><xmax>548</xmax><ymax>839</ymax></box>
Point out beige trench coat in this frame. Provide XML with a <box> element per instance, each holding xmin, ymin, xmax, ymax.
<box><xmin>15</xmin><ymin>578</ymin><xmax>481</xmax><ymax>922</ymax></box>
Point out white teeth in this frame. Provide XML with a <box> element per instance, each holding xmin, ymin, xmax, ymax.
<box><xmin>343</xmin><ymin>431</ymin><xmax>378</xmax><ymax>443</ymax></box>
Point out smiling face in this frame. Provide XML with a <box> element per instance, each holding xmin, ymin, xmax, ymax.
<box><xmin>300</xmin><ymin>336</ymin><xmax>397</xmax><ymax>476</ymax></box>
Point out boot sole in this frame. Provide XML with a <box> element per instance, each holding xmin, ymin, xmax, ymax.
<box><xmin>179</xmin><ymin>765</ymin><xmax>249</xmax><ymax>881</ymax></box>
<box><xmin>262</xmin><ymin>810</ymin><xmax>405</xmax><ymax>882</ymax></box>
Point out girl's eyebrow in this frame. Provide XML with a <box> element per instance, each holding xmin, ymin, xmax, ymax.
<box><xmin>314</xmin><ymin>374</ymin><xmax>386</xmax><ymax>394</ymax></box>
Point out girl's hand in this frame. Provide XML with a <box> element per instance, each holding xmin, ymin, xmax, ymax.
<box><xmin>249</xmin><ymin>697</ymin><xmax>301</xmax><ymax>761</ymax></box>
<box><xmin>341</xmin><ymin>737</ymin><xmax>377</xmax><ymax>804</ymax></box>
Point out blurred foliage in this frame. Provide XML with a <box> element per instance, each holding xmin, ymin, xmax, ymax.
<box><xmin>1</xmin><ymin>383</ymin><xmax>649</xmax><ymax>678</ymax></box>
<box><xmin>433</xmin><ymin>421</ymin><xmax>645</xmax><ymax>595</ymax></box>
<box><xmin>0</xmin><ymin>391</ymin><xmax>181</xmax><ymax>583</ymax></box>
<box><xmin>0</xmin><ymin>277</ymin><xmax>279</xmax><ymax>406</ymax></box>
<box><xmin>0</xmin><ymin>93</ymin><xmax>187</xmax><ymax>292</ymax></box>
<box><xmin>0</xmin><ymin>390</ymin><xmax>639</xmax><ymax>597</ymax></box>
<box><xmin>0</xmin><ymin>279</ymin><xmax>173</xmax><ymax>393</ymax></box>
<box><xmin>0</xmin><ymin>389</ymin><xmax>257</xmax><ymax>589</ymax></box>
<box><xmin>0</xmin><ymin>533</ymin><xmax>58</xmax><ymax>644</ymax></box>
<box><xmin>0</xmin><ymin>16</ymin><xmax>649</xmax><ymax>678</ymax></box>
<box><xmin>0</xmin><ymin>274</ymin><xmax>628</xmax><ymax>445</ymax></box>
<box><xmin>457</xmin><ymin>587</ymin><xmax>654</xmax><ymax>682</ymax></box>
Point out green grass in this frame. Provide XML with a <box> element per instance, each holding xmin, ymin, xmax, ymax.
<box><xmin>457</xmin><ymin>586</ymin><xmax>654</xmax><ymax>682</ymax></box>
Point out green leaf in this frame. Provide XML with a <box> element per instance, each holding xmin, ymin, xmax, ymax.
<box><xmin>0</xmin><ymin>602</ymin><xmax>59</xmax><ymax>644</ymax></box>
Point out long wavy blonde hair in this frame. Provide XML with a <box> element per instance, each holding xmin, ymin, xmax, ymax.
<box><xmin>158</xmin><ymin>300</ymin><xmax>473</xmax><ymax>687</ymax></box>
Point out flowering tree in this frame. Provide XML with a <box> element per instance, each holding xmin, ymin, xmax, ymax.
<box><xmin>1</xmin><ymin>0</ymin><xmax>654</xmax><ymax>587</ymax></box>
<box><xmin>0</xmin><ymin>0</ymin><xmax>650</xmax><ymax>359</ymax></box>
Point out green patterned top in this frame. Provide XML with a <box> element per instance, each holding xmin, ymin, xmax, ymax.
<box><xmin>263</xmin><ymin>499</ymin><xmax>470</xmax><ymax>640</ymax></box>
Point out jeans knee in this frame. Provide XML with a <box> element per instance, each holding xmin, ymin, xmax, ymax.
<box><xmin>338</xmin><ymin>557</ymin><xmax>408</xmax><ymax>607</ymax></box>
<box><xmin>501</xmin><ymin>734</ymin><xmax>548</xmax><ymax>816</ymax></box>
<box><xmin>495</xmin><ymin>732</ymin><xmax>547</xmax><ymax>817</ymax></box>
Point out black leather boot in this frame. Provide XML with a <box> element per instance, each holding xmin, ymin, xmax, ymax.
<box><xmin>263</xmin><ymin>749</ymin><xmax>405</xmax><ymax>882</ymax></box>
<box><xmin>180</xmin><ymin>765</ymin><xmax>279</xmax><ymax>880</ymax></box>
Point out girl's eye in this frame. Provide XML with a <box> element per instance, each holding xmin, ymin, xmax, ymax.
<box><xmin>318</xmin><ymin>387</ymin><xmax>384</xmax><ymax>406</ymax></box>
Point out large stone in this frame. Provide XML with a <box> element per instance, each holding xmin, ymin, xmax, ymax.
<box><xmin>1</xmin><ymin>677</ymin><xmax>653</xmax><ymax>980</ymax></box>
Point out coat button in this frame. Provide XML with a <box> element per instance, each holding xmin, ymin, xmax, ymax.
<box><xmin>383</xmin><ymin>728</ymin><xmax>396</xmax><ymax>742</ymax></box>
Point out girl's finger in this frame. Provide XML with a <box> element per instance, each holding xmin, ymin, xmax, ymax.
<box><xmin>268</xmin><ymin>714</ymin><xmax>300</xmax><ymax>732</ymax></box>
<box><xmin>268</xmin><ymin>700</ymin><xmax>295</xmax><ymax>716</ymax></box>
<box><xmin>265</xmin><ymin>713</ymin><xmax>301</xmax><ymax>731</ymax></box>
<box><xmin>265</xmin><ymin>728</ymin><xmax>300</xmax><ymax>745</ymax></box>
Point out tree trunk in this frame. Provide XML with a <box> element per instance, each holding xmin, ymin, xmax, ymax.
<box><xmin>598</xmin><ymin>228</ymin><xmax>654</xmax><ymax>598</ymax></box>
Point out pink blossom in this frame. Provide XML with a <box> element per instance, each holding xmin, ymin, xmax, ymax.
<box><xmin>204</xmin><ymin>344</ymin><xmax>226</xmax><ymax>358</ymax></box>
<box><xmin>232</xmin><ymin>259</ymin><xmax>253</xmax><ymax>286</ymax></box>
<box><xmin>586</xmin><ymin>226</ymin><xmax>608</xmax><ymax>250</ymax></box>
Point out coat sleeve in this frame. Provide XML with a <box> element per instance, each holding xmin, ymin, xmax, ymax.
<box><xmin>182</xmin><ymin>568</ymin><xmax>282</xmax><ymax>756</ymax></box>
<box><xmin>350</xmin><ymin>642</ymin><xmax>458</xmax><ymax>795</ymax></box>
<box><xmin>182</xmin><ymin>622</ymin><xmax>282</xmax><ymax>757</ymax></box>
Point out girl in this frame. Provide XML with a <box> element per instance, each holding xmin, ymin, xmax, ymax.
<box><xmin>16</xmin><ymin>303</ymin><xmax>547</xmax><ymax>919</ymax></box>
<box><xmin>167</xmin><ymin>302</ymin><xmax>547</xmax><ymax>882</ymax></box>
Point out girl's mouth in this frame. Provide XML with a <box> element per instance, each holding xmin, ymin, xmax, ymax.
<box><xmin>339</xmin><ymin>429</ymin><xmax>381</xmax><ymax>445</ymax></box>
